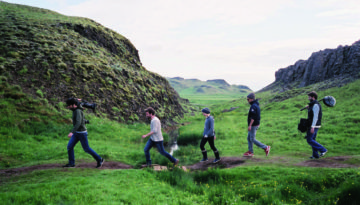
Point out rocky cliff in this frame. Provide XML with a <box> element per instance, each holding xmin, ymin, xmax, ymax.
<box><xmin>262</xmin><ymin>40</ymin><xmax>360</xmax><ymax>92</ymax></box>
<box><xmin>0</xmin><ymin>2</ymin><xmax>184</xmax><ymax>124</ymax></box>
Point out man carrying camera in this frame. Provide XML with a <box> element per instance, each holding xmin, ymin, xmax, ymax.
<box><xmin>63</xmin><ymin>98</ymin><xmax>104</xmax><ymax>168</ymax></box>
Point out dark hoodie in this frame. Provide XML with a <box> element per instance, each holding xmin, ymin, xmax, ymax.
<box><xmin>71</xmin><ymin>107</ymin><xmax>87</xmax><ymax>133</ymax></box>
<box><xmin>248</xmin><ymin>100</ymin><xmax>261</xmax><ymax>126</ymax></box>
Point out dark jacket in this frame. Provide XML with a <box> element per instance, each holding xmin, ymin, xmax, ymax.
<box><xmin>248</xmin><ymin>100</ymin><xmax>260</xmax><ymax>126</ymax></box>
<box><xmin>72</xmin><ymin>108</ymin><xmax>87</xmax><ymax>133</ymax></box>
<box><xmin>203</xmin><ymin>115</ymin><xmax>215</xmax><ymax>137</ymax></box>
<box><xmin>307</xmin><ymin>100</ymin><xmax>322</xmax><ymax>126</ymax></box>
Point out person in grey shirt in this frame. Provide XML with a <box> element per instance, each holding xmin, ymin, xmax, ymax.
<box><xmin>142</xmin><ymin>107</ymin><xmax>179</xmax><ymax>167</ymax></box>
<box><xmin>200</xmin><ymin>107</ymin><xmax>221</xmax><ymax>163</ymax></box>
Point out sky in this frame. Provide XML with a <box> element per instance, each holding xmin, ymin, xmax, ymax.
<box><xmin>3</xmin><ymin>0</ymin><xmax>360</xmax><ymax>91</ymax></box>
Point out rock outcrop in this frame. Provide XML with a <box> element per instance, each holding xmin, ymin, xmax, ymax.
<box><xmin>262</xmin><ymin>40</ymin><xmax>360</xmax><ymax>91</ymax></box>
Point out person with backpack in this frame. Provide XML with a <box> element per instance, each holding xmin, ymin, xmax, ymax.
<box><xmin>200</xmin><ymin>107</ymin><xmax>221</xmax><ymax>163</ymax></box>
<box><xmin>305</xmin><ymin>91</ymin><xmax>327</xmax><ymax>159</ymax></box>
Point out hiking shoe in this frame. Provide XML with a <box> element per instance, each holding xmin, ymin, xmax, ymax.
<box><xmin>320</xmin><ymin>151</ymin><xmax>327</xmax><ymax>157</ymax></box>
<box><xmin>243</xmin><ymin>151</ymin><xmax>254</xmax><ymax>157</ymax></box>
<box><xmin>96</xmin><ymin>158</ymin><xmax>105</xmax><ymax>168</ymax></box>
<box><xmin>213</xmin><ymin>158</ymin><xmax>221</xmax><ymax>164</ymax></box>
<box><xmin>309</xmin><ymin>156</ymin><xmax>319</xmax><ymax>159</ymax></box>
<box><xmin>264</xmin><ymin>146</ymin><xmax>271</xmax><ymax>156</ymax></box>
<box><xmin>174</xmin><ymin>159</ymin><xmax>179</xmax><ymax>166</ymax></box>
<box><xmin>63</xmin><ymin>164</ymin><xmax>75</xmax><ymax>168</ymax></box>
<box><xmin>200</xmin><ymin>158</ymin><xmax>208</xmax><ymax>162</ymax></box>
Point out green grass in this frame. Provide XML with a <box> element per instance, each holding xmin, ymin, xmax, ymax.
<box><xmin>2</xmin><ymin>77</ymin><xmax>360</xmax><ymax>204</ymax></box>
<box><xmin>181</xmin><ymin>94</ymin><xmax>245</xmax><ymax>105</ymax></box>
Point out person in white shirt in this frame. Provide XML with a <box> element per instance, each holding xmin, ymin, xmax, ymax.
<box><xmin>142</xmin><ymin>107</ymin><xmax>179</xmax><ymax>167</ymax></box>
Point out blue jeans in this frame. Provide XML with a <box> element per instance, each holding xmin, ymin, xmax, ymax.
<box><xmin>67</xmin><ymin>132</ymin><xmax>101</xmax><ymax>165</ymax></box>
<box><xmin>306</xmin><ymin>128</ymin><xmax>327</xmax><ymax>158</ymax></box>
<box><xmin>144</xmin><ymin>138</ymin><xmax>177</xmax><ymax>165</ymax></box>
<box><xmin>247</xmin><ymin>126</ymin><xmax>267</xmax><ymax>153</ymax></box>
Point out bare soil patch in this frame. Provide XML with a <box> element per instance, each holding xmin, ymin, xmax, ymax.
<box><xmin>0</xmin><ymin>161</ymin><xmax>132</xmax><ymax>177</ymax></box>
<box><xmin>295</xmin><ymin>156</ymin><xmax>360</xmax><ymax>168</ymax></box>
<box><xmin>1</xmin><ymin>156</ymin><xmax>359</xmax><ymax>177</ymax></box>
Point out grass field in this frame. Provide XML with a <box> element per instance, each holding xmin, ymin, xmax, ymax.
<box><xmin>1</xmin><ymin>78</ymin><xmax>360</xmax><ymax>204</ymax></box>
<box><xmin>181</xmin><ymin>94</ymin><xmax>246</xmax><ymax>105</ymax></box>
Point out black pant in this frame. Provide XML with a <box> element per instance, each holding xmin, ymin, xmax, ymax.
<box><xmin>200</xmin><ymin>136</ymin><xmax>217</xmax><ymax>152</ymax></box>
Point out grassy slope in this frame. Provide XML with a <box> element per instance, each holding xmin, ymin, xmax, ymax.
<box><xmin>0</xmin><ymin>2</ymin><xmax>184</xmax><ymax>123</ymax></box>
<box><xmin>1</xmin><ymin>77</ymin><xmax>360</xmax><ymax>204</ymax></box>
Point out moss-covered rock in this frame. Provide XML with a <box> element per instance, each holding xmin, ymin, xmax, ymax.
<box><xmin>0</xmin><ymin>2</ymin><xmax>184</xmax><ymax>124</ymax></box>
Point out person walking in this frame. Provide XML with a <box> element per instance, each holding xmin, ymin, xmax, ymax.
<box><xmin>200</xmin><ymin>108</ymin><xmax>221</xmax><ymax>163</ymax></box>
<box><xmin>243</xmin><ymin>93</ymin><xmax>271</xmax><ymax>157</ymax></box>
<box><xmin>63</xmin><ymin>98</ymin><xmax>104</xmax><ymax>168</ymax></box>
<box><xmin>142</xmin><ymin>107</ymin><xmax>179</xmax><ymax>167</ymax></box>
<box><xmin>306</xmin><ymin>91</ymin><xmax>327</xmax><ymax>159</ymax></box>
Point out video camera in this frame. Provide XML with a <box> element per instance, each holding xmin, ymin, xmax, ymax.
<box><xmin>78</xmin><ymin>100</ymin><xmax>97</xmax><ymax>111</ymax></box>
<box><xmin>66</xmin><ymin>98</ymin><xmax>96</xmax><ymax>124</ymax></box>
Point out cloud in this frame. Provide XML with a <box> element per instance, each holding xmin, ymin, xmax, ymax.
<box><xmin>54</xmin><ymin>0</ymin><xmax>360</xmax><ymax>91</ymax></box>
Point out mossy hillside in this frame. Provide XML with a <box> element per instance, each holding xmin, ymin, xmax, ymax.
<box><xmin>0</xmin><ymin>2</ymin><xmax>184</xmax><ymax>124</ymax></box>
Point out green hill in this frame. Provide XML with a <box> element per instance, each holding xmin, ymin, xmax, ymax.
<box><xmin>167</xmin><ymin>77</ymin><xmax>251</xmax><ymax>104</ymax></box>
<box><xmin>168</xmin><ymin>77</ymin><xmax>251</xmax><ymax>95</ymax></box>
<box><xmin>0</xmin><ymin>2</ymin><xmax>185</xmax><ymax>124</ymax></box>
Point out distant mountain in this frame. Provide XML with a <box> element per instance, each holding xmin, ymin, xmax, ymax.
<box><xmin>167</xmin><ymin>77</ymin><xmax>251</xmax><ymax>95</ymax></box>
<box><xmin>262</xmin><ymin>39</ymin><xmax>360</xmax><ymax>92</ymax></box>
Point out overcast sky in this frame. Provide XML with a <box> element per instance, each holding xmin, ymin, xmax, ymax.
<box><xmin>4</xmin><ymin>0</ymin><xmax>360</xmax><ymax>90</ymax></box>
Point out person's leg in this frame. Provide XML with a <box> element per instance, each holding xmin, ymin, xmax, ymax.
<box><xmin>249</xmin><ymin>126</ymin><xmax>267</xmax><ymax>150</ymax></box>
<box><xmin>208</xmin><ymin>137</ymin><xmax>220</xmax><ymax>159</ymax></box>
<box><xmin>154</xmin><ymin>141</ymin><xmax>177</xmax><ymax>163</ymax></box>
<box><xmin>306</xmin><ymin>129</ymin><xmax>327</xmax><ymax>158</ymax></box>
<box><xmin>144</xmin><ymin>138</ymin><xmax>154</xmax><ymax>165</ymax></box>
<box><xmin>77</xmin><ymin>132</ymin><xmax>102</xmax><ymax>162</ymax></box>
<box><xmin>67</xmin><ymin>134</ymin><xmax>79</xmax><ymax>165</ymax></box>
<box><xmin>200</xmin><ymin>137</ymin><xmax>208</xmax><ymax>160</ymax></box>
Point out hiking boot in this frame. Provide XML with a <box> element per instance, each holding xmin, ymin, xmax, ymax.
<box><xmin>264</xmin><ymin>146</ymin><xmax>271</xmax><ymax>157</ymax></box>
<box><xmin>174</xmin><ymin>159</ymin><xmax>179</xmax><ymax>166</ymax></box>
<box><xmin>63</xmin><ymin>164</ymin><xmax>75</xmax><ymax>168</ymax></box>
<box><xmin>96</xmin><ymin>158</ymin><xmax>105</xmax><ymax>168</ymax></box>
<box><xmin>200</xmin><ymin>158</ymin><xmax>208</xmax><ymax>162</ymax></box>
<box><xmin>243</xmin><ymin>151</ymin><xmax>254</xmax><ymax>157</ymax></box>
<box><xmin>320</xmin><ymin>151</ymin><xmax>327</xmax><ymax>157</ymax></box>
<box><xmin>213</xmin><ymin>158</ymin><xmax>221</xmax><ymax>164</ymax></box>
<box><xmin>309</xmin><ymin>156</ymin><xmax>319</xmax><ymax>159</ymax></box>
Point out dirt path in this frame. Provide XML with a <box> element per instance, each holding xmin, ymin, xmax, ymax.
<box><xmin>1</xmin><ymin>156</ymin><xmax>359</xmax><ymax>177</ymax></box>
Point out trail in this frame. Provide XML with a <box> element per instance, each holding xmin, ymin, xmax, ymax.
<box><xmin>1</xmin><ymin>156</ymin><xmax>359</xmax><ymax>177</ymax></box>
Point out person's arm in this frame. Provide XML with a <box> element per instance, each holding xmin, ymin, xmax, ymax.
<box><xmin>311</xmin><ymin>104</ymin><xmax>319</xmax><ymax>127</ymax></box>
<box><xmin>68</xmin><ymin>109</ymin><xmax>81</xmax><ymax>137</ymax></box>
<box><xmin>142</xmin><ymin>131</ymin><xmax>154</xmax><ymax>139</ymax></box>
<box><xmin>310</xmin><ymin>104</ymin><xmax>319</xmax><ymax>133</ymax></box>
<box><xmin>71</xmin><ymin>109</ymin><xmax>82</xmax><ymax>133</ymax></box>
<box><xmin>248</xmin><ymin>119</ymin><xmax>254</xmax><ymax>131</ymax></box>
<box><xmin>142</xmin><ymin>119</ymin><xmax>157</xmax><ymax>138</ymax></box>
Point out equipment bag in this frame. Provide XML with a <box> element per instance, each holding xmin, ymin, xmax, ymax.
<box><xmin>298</xmin><ymin>118</ymin><xmax>308</xmax><ymax>133</ymax></box>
